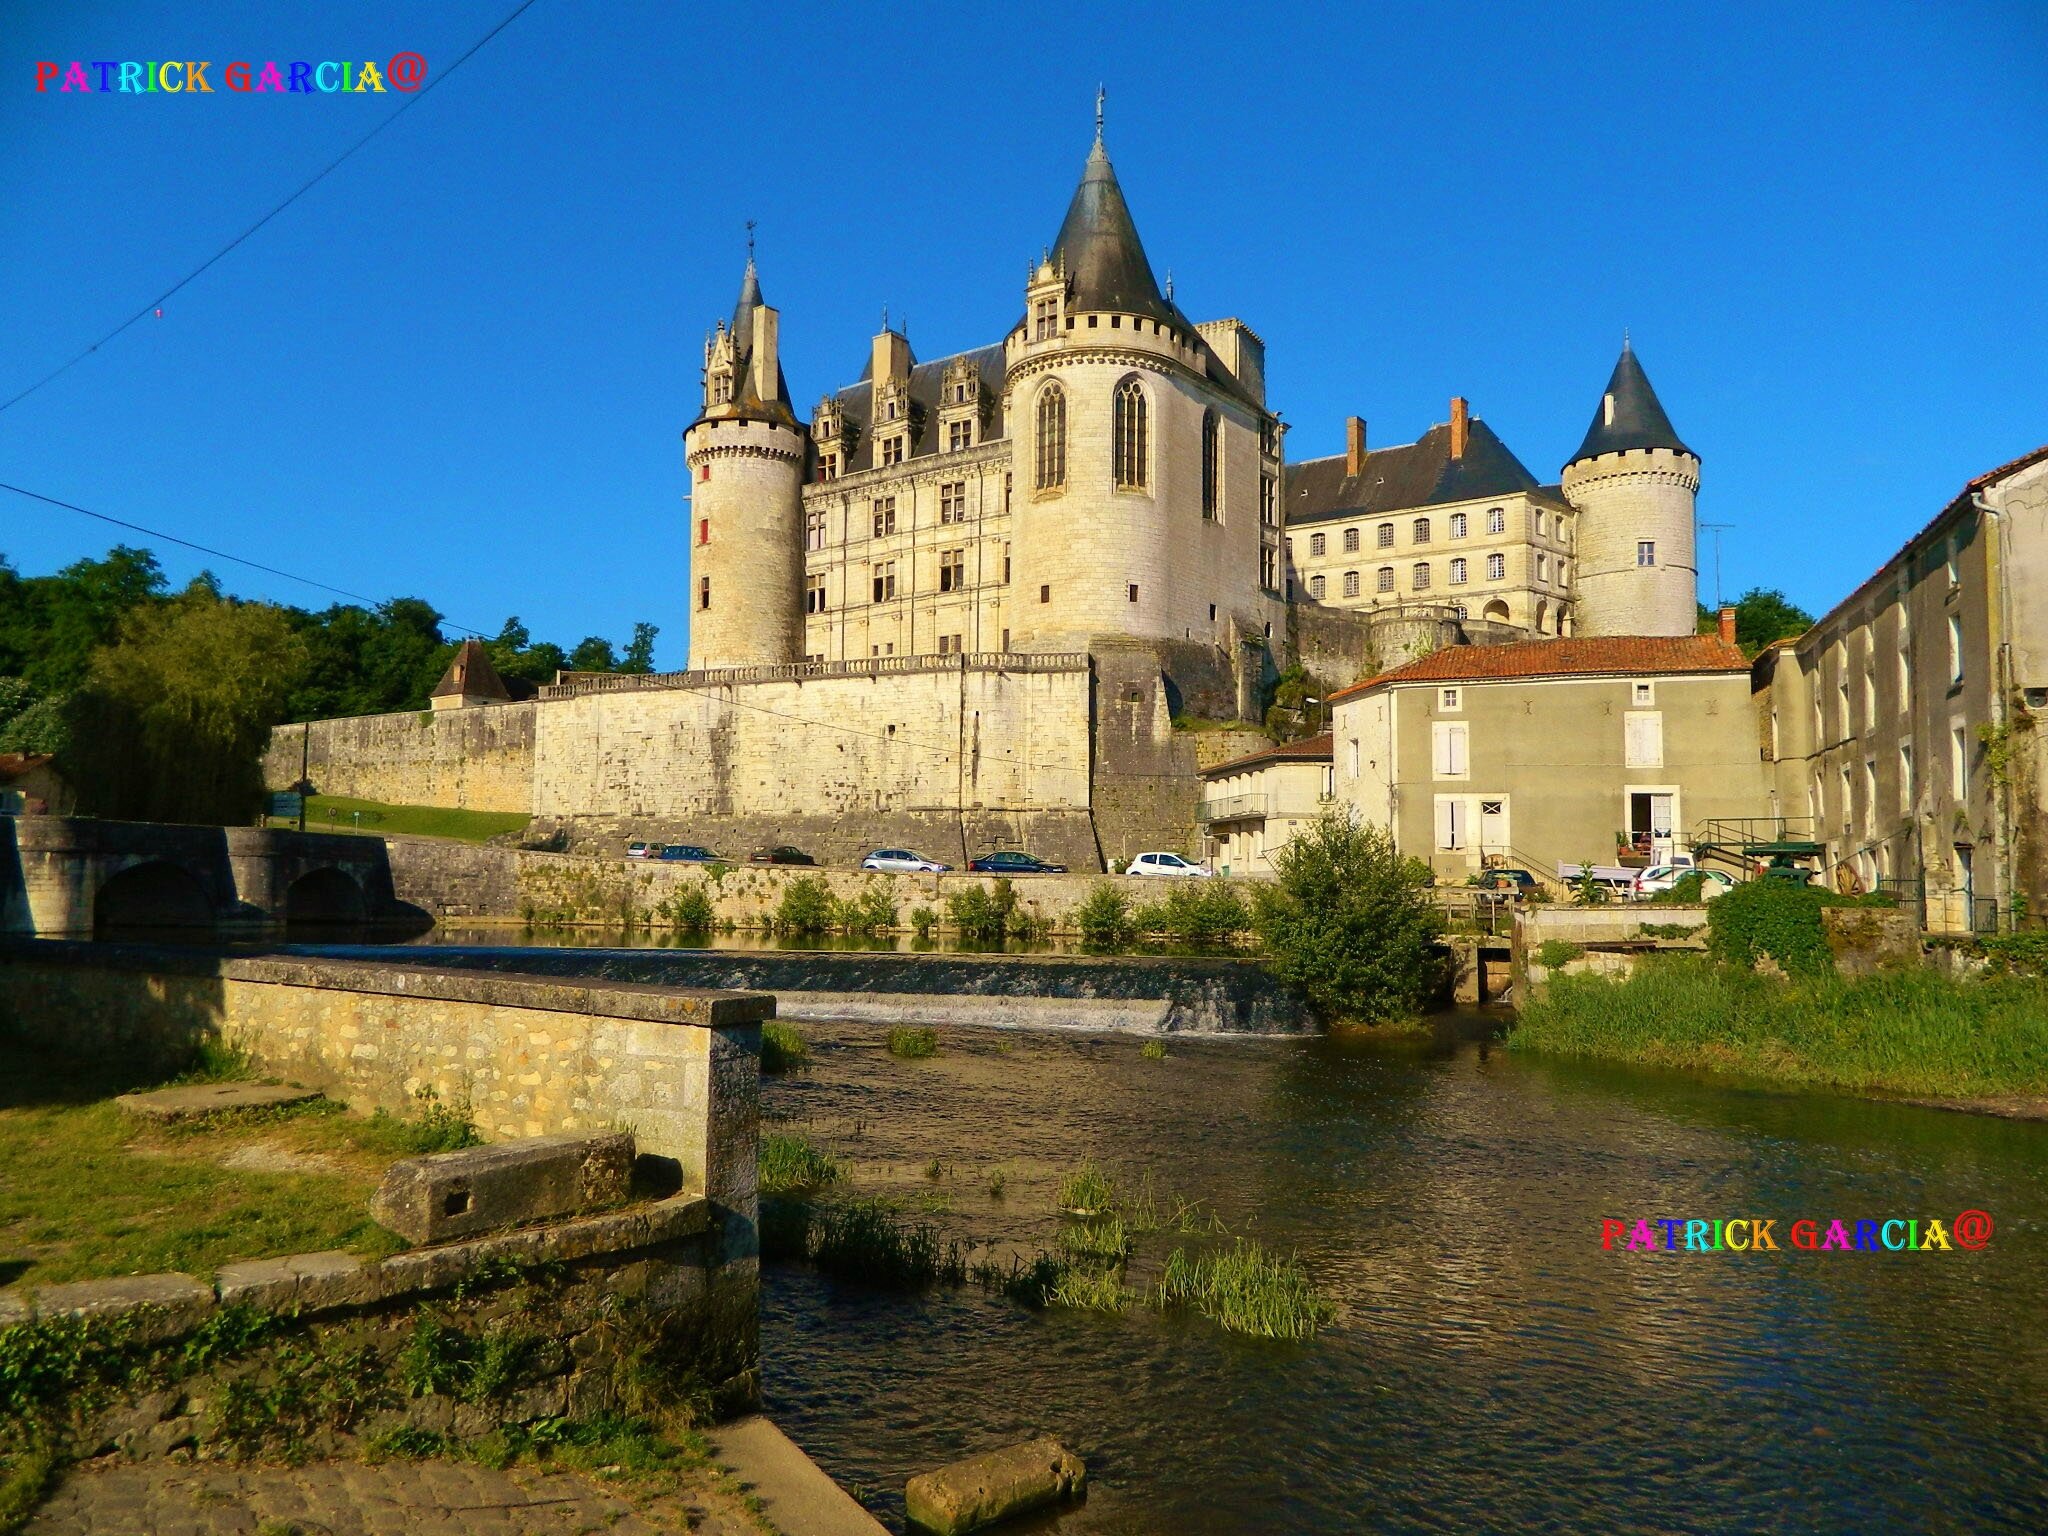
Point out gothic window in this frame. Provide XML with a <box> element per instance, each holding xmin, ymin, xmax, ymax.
<box><xmin>1309</xmin><ymin>533</ymin><xmax>1326</xmax><ymax>557</ymax></box>
<box><xmin>1343</xmin><ymin>527</ymin><xmax>1360</xmax><ymax>553</ymax></box>
<box><xmin>806</xmin><ymin>510</ymin><xmax>826</xmax><ymax>551</ymax></box>
<box><xmin>1035</xmin><ymin>383</ymin><xmax>1066</xmax><ymax>491</ymax></box>
<box><xmin>1487</xmin><ymin>552</ymin><xmax>1505</xmax><ymax>581</ymax></box>
<box><xmin>1412</xmin><ymin>562</ymin><xmax>1431</xmax><ymax>591</ymax></box>
<box><xmin>1487</xmin><ymin>506</ymin><xmax>1506</xmax><ymax>534</ymax></box>
<box><xmin>940</xmin><ymin>482</ymin><xmax>966</xmax><ymax>524</ymax></box>
<box><xmin>1113</xmin><ymin>376</ymin><xmax>1148</xmax><ymax>491</ymax></box>
<box><xmin>1201</xmin><ymin>409</ymin><xmax>1219</xmax><ymax>518</ymax></box>
<box><xmin>1003</xmin><ymin>544</ymin><xmax>1011</xmax><ymax>582</ymax></box>
<box><xmin>1343</xmin><ymin>570</ymin><xmax>1361</xmax><ymax>598</ymax></box>
<box><xmin>1450</xmin><ymin>512</ymin><xmax>1468</xmax><ymax>539</ymax></box>
<box><xmin>710</xmin><ymin>372</ymin><xmax>732</xmax><ymax>406</ymax></box>
<box><xmin>939</xmin><ymin>549</ymin><xmax>966</xmax><ymax>593</ymax></box>
<box><xmin>1450</xmin><ymin>557</ymin><xmax>1468</xmax><ymax>585</ymax></box>
<box><xmin>1260</xmin><ymin>417</ymin><xmax>1280</xmax><ymax>458</ymax></box>
<box><xmin>1413</xmin><ymin>517</ymin><xmax>1431</xmax><ymax>544</ymax></box>
<box><xmin>948</xmin><ymin>419</ymin><xmax>973</xmax><ymax>452</ymax></box>
<box><xmin>1376</xmin><ymin>567</ymin><xmax>1394</xmax><ymax>593</ymax></box>
<box><xmin>1377</xmin><ymin>523</ymin><xmax>1394</xmax><ymax>549</ymax></box>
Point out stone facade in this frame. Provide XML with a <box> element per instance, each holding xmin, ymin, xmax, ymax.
<box><xmin>264</xmin><ymin>707</ymin><xmax>536</xmax><ymax>814</ymax></box>
<box><xmin>1755</xmin><ymin>447</ymin><xmax>2048</xmax><ymax>931</ymax></box>
<box><xmin>1198</xmin><ymin>736</ymin><xmax>1334</xmax><ymax>876</ymax></box>
<box><xmin>1562</xmin><ymin>446</ymin><xmax>1701</xmax><ymax>638</ymax></box>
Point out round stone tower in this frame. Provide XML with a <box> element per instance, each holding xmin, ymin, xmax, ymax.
<box><xmin>1560</xmin><ymin>340</ymin><xmax>1700</xmax><ymax>638</ymax></box>
<box><xmin>683</xmin><ymin>254</ymin><xmax>806</xmax><ymax>671</ymax></box>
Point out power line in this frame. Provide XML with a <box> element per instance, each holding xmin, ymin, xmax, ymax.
<box><xmin>0</xmin><ymin>0</ymin><xmax>545</xmax><ymax>417</ymax></box>
<box><xmin>0</xmin><ymin>480</ymin><xmax>491</xmax><ymax>636</ymax></box>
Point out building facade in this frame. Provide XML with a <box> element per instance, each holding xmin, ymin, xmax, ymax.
<box><xmin>1328</xmin><ymin>630</ymin><xmax>1771</xmax><ymax>884</ymax></box>
<box><xmin>1755</xmin><ymin>446</ymin><xmax>2048</xmax><ymax>931</ymax></box>
<box><xmin>1198</xmin><ymin>733</ymin><xmax>1333</xmax><ymax>876</ymax></box>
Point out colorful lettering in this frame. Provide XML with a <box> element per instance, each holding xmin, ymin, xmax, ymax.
<box><xmin>90</xmin><ymin>61</ymin><xmax>116</xmax><ymax>90</ymax></box>
<box><xmin>1627</xmin><ymin>1220</ymin><xmax>1657</xmax><ymax>1252</ymax></box>
<box><xmin>316</xmin><ymin>61</ymin><xmax>340</xmax><ymax>92</ymax></box>
<box><xmin>35</xmin><ymin>62</ymin><xmax>58</xmax><ymax>90</ymax></box>
<box><xmin>353</xmin><ymin>60</ymin><xmax>386</xmax><ymax>91</ymax></box>
<box><xmin>1854</xmin><ymin>1220</ymin><xmax>1880</xmax><ymax>1252</ymax></box>
<box><xmin>1657</xmin><ymin>1219</ymin><xmax>1684</xmax><ymax>1251</ymax></box>
<box><xmin>1751</xmin><ymin>1220</ymin><xmax>1777</xmax><ymax>1250</ymax></box>
<box><xmin>256</xmin><ymin>61</ymin><xmax>285</xmax><ymax>92</ymax></box>
<box><xmin>186</xmin><ymin>61</ymin><xmax>211</xmax><ymax>92</ymax></box>
<box><xmin>1684</xmin><ymin>1220</ymin><xmax>1710</xmax><ymax>1252</ymax></box>
<box><xmin>160</xmin><ymin>61</ymin><xmax>184</xmax><ymax>92</ymax></box>
<box><xmin>226</xmin><ymin>60</ymin><xmax>250</xmax><ymax>91</ymax></box>
<box><xmin>118</xmin><ymin>61</ymin><xmax>143</xmax><ymax>92</ymax></box>
<box><xmin>1726</xmin><ymin>1220</ymin><xmax>1749</xmax><ymax>1251</ymax></box>
<box><xmin>1821</xmin><ymin>1220</ymin><xmax>1850</xmax><ymax>1251</ymax></box>
<box><xmin>288</xmin><ymin>61</ymin><xmax>312</xmax><ymax>92</ymax></box>
<box><xmin>1922</xmin><ymin>1219</ymin><xmax>1952</xmax><ymax>1251</ymax></box>
<box><xmin>64</xmin><ymin>61</ymin><xmax>92</xmax><ymax>91</ymax></box>
<box><xmin>1791</xmin><ymin>1220</ymin><xmax>1818</xmax><ymax>1251</ymax></box>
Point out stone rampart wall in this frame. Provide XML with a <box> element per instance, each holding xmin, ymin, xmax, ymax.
<box><xmin>264</xmin><ymin>705</ymin><xmax>537</xmax><ymax>813</ymax></box>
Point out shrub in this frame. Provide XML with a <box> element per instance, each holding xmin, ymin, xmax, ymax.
<box><xmin>909</xmin><ymin>905</ymin><xmax>937</xmax><ymax>940</ymax></box>
<box><xmin>1573</xmin><ymin>867</ymin><xmax>1610</xmax><ymax>906</ymax></box>
<box><xmin>1131</xmin><ymin>882</ymin><xmax>1249</xmax><ymax>948</ymax></box>
<box><xmin>1140</xmin><ymin>1038</ymin><xmax>1168</xmax><ymax>1060</ymax></box>
<box><xmin>886</xmin><ymin>1026</ymin><xmax>939</xmax><ymax>1059</ymax></box>
<box><xmin>1979</xmin><ymin>932</ymin><xmax>2048</xmax><ymax>977</ymax></box>
<box><xmin>1533</xmin><ymin>939</ymin><xmax>1583</xmax><ymax>969</ymax></box>
<box><xmin>760</xmin><ymin>1020</ymin><xmax>807</xmax><ymax>1074</ymax></box>
<box><xmin>947</xmin><ymin>878</ymin><xmax>1017</xmax><ymax>941</ymax></box>
<box><xmin>774</xmin><ymin>876</ymin><xmax>834</xmax><ymax>935</ymax></box>
<box><xmin>1075</xmin><ymin>881</ymin><xmax>1135</xmax><ymax>948</ymax></box>
<box><xmin>1650</xmin><ymin>871</ymin><xmax>1710</xmax><ymax>905</ymax></box>
<box><xmin>831</xmin><ymin>883</ymin><xmax>896</xmax><ymax>936</ymax></box>
<box><xmin>1707</xmin><ymin>879</ymin><xmax>1836</xmax><ymax>974</ymax></box>
<box><xmin>1250</xmin><ymin>806</ymin><xmax>1443</xmax><ymax>1024</ymax></box>
<box><xmin>657</xmin><ymin>883</ymin><xmax>715</xmax><ymax>931</ymax></box>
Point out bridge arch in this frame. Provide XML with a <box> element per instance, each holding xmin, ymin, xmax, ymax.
<box><xmin>93</xmin><ymin>859</ymin><xmax>215</xmax><ymax>938</ymax></box>
<box><xmin>284</xmin><ymin>866</ymin><xmax>367</xmax><ymax>931</ymax></box>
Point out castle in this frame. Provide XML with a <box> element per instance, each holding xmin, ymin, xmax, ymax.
<box><xmin>271</xmin><ymin>117</ymin><xmax>1714</xmax><ymax>872</ymax></box>
<box><xmin>684</xmin><ymin>116</ymin><xmax>1703</xmax><ymax>693</ymax></box>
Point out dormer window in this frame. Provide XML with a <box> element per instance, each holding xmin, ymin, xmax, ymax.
<box><xmin>1033</xmin><ymin>297</ymin><xmax>1059</xmax><ymax>341</ymax></box>
<box><xmin>710</xmin><ymin>371</ymin><xmax>733</xmax><ymax>406</ymax></box>
<box><xmin>881</xmin><ymin>435</ymin><xmax>906</xmax><ymax>467</ymax></box>
<box><xmin>948</xmin><ymin>419</ymin><xmax>973</xmax><ymax>452</ymax></box>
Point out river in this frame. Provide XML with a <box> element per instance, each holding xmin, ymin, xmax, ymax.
<box><xmin>760</xmin><ymin>1018</ymin><xmax>2047</xmax><ymax>1533</ymax></box>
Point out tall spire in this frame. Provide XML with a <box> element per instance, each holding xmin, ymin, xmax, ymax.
<box><xmin>731</xmin><ymin>225</ymin><xmax>764</xmax><ymax>337</ymax></box>
<box><xmin>1047</xmin><ymin>119</ymin><xmax>1174</xmax><ymax>324</ymax></box>
<box><xmin>1566</xmin><ymin>341</ymin><xmax>1691</xmax><ymax>467</ymax></box>
<box><xmin>1095</xmin><ymin>84</ymin><xmax>1105</xmax><ymax>144</ymax></box>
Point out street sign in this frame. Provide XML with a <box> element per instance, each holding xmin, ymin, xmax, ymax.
<box><xmin>268</xmin><ymin>792</ymin><xmax>304</xmax><ymax>820</ymax></box>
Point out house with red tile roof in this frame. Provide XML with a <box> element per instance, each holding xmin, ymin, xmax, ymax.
<box><xmin>1197</xmin><ymin>733</ymin><xmax>1332</xmax><ymax>874</ymax></box>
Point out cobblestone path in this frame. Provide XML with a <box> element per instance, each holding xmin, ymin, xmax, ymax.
<box><xmin>24</xmin><ymin>1456</ymin><xmax>765</xmax><ymax>1536</ymax></box>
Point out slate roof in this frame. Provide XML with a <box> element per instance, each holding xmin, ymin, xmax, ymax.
<box><xmin>1566</xmin><ymin>342</ymin><xmax>1690</xmax><ymax>466</ymax></box>
<box><xmin>1329</xmin><ymin>635</ymin><xmax>1748</xmax><ymax>703</ymax></box>
<box><xmin>1201</xmin><ymin>732</ymin><xmax>1333</xmax><ymax>778</ymax></box>
<box><xmin>430</xmin><ymin>639</ymin><xmax>512</xmax><ymax>702</ymax></box>
<box><xmin>1051</xmin><ymin>140</ymin><xmax>1175</xmax><ymax>325</ymax></box>
<box><xmin>692</xmin><ymin>258</ymin><xmax>797</xmax><ymax>431</ymax></box>
<box><xmin>1285</xmin><ymin>418</ymin><xmax>1560</xmax><ymax>527</ymax></box>
<box><xmin>815</xmin><ymin>342</ymin><xmax>1010</xmax><ymax>478</ymax></box>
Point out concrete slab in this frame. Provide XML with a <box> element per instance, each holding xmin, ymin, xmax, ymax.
<box><xmin>370</xmin><ymin>1132</ymin><xmax>634</xmax><ymax>1245</ymax></box>
<box><xmin>114</xmin><ymin>1082</ymin><xmax>321</xmax><ymax>1121</ymax></box>
<box><xmin>707</xmin><ymin>1415</ymin><xmax>888</xmax><ymax>1536</ymax></box>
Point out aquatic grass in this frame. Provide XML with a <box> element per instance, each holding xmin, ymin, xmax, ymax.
<box><xmin>985</xmin><ymin>1168</ymin><xmax>1006</xmax><ymax>1201</ymax></box>
<box><xmin>759</xmin><ymin>1021</ymin><xmax>808</xmax><ymax>1075</ymax></box>
<box><xmin>1047</xmin><ymin>1264</ymin><xmax>1132</xmax><ymax>1313</ymax></box>
<box><xmin>1057</xmin><ymin>1160</ymin><xmax>1117</xmax><ymax>1216</ymax></box>
<box><xmin>1155</xmin><ymin>1240</ymin><xmax>1333</xmax><ymax>1340</ymax></box>
<box><xmin>886</xmin><ymin>1026</ymin><xmax>940</xmax><ymax>1060</ymax></box>
<box><xmin>1140</xmin><ymin>1038</ymin><xmax>1168</xmax><ymax>1060</ymax></box>
<box><xmin>808</xmin><ymin>1198</ymin><xmax>966</xmax><ymax>1289</ymax></box>
<box><xmin>1513</xmin><ymin>956</ymin><xmax>2048</xmax><ymax>1099</ymax></box>
<box><xmin>1058</xmin><ymin>1214</ymin><xmax>1131</xmax><ymax>1263</ymax></box>
<box><xmin>759</xmin><ymin>1134</ymin><xmax>841</xmax><ymax>1195</ymax></box>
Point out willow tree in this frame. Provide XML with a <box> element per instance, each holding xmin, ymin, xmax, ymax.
<box><xmin>64</xmin><ymin>587</ymin><xmax>306</xmax><ymax>825</ymax></box>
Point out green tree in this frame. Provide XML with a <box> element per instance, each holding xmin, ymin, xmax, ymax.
<box><xmin>0</xmin><ymin>677</ymin><xmax>70</xmax><ymax>755</ymax></box>
<box><xmin>1698</xmin><ymin>587</ymin><xmax>1814</xmax><ymax>657</ymax></box>
<box><xmin>568</xmin><ymin>636</ymin><xmax>619</xmax><ymax>672</ymax></box>
<box><xmin>0</xmin><ymin>545</ymin><xmax>168</xmax><ymax>690</ymax></box>
<box><xmin>621</xmin><ymin>621</ymin><xmax>658</xmax><ymax>674</ymax></box>
<box><xmin>63</xmin><ymin>586</ymin><xmax>307</xmax><ymax>824</ymax></box>
<box><xmin>1262</xmin><ymin>664</ymin><xmax>1331</xmax><ymax>742</ymax></box>
<box><xmin>1250</xmin><ymin>806</ymin><xmax>1444</xmax><ymax>1023</ymax></box>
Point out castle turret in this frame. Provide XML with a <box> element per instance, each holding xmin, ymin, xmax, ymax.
<box><xmin>684</xmin><ymin>250</ymin><xmax>807</xmax><ymax>670</ymax></box>
<box><xmin>1560</xmin><ymin>339</ymin><xmax>1699</xmax><ymax>637</ymax></box>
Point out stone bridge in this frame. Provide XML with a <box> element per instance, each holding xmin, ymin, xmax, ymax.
<box><xmin>0</xmin><ymin>816</ymin><xmax>423</xmax><ymax>939</ymax></box>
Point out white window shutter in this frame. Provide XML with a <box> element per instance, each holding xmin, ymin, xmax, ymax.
<box><xmin>1625</xmin><ymin>711</ymin><xmax>1663</xmax><ymax>768</ymax></box>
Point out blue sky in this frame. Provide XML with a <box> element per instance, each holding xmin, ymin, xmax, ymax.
<box><xmin>3</xmin><ymin>0</ymin><xmax>2043</xmax><ymax>666</ymax></box>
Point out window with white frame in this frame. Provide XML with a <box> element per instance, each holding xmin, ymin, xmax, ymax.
<box><xmin>1432</xmin><ymin>720</ymin><xmax>1469</xmax><ymax>778</ymax></box>
<box><xmin>1434</xmin><ymin>795</ymin><xmax>1467</xmax><ymax>850</ymax></box>
<box><xmin>1376</xmin><ymin>567</ymin><xmax>1394</xmax><ymax>593</ymax></box>
<box><xmin>1450</xmin><ymin>557</ymin><xmax>1468</xmax><ymax>585</ymax></box>
<box><xmin>1486</xmin><ymin>552</ymin><xmax>1505</xmax><ymax>581</ymax></box>
<box><xmin>1377</xmin><ymin>523</ymin><xmax>1394</xmax><ymax>548</ymax></box>
<box><xmin>1900</xmin><ymin>743</ymin><xmax>1913</xmax><ymax>813</ymax></box>
<box><xmin>1948</xmin><ymin>615</ymin><xmax>1963</xmax><ymax>684</ymax></box>
<box><xmin>1486</xmin><ymin>506</ymin><xmax>1505</xmax><ymax>534</ymax></box>
<box><xmin>1343</xmin><ymin>570</ymin><xmax>1360</xmax><ymax>597</ymax></box>
<box><xmin>1439</xmin><ymin>687</ymin><xmax>1462</xmax><ymax>712</ymax></box>
<box><xmin>1637</xmin><ymin>541</ymin><xmax>1656</xmax><ymax>567</ymax></box>
<box><xmin>1347</xmin><ymin>739</ymin><xmax>1360</xmax><ymax>778</ymax></box>
<box><xmin>1344</xmin><ymin>527</ymin><xmax>1360</xmax><ymax>552</ymax></box>
<box><xmin>1450</xmin><ymin>512</ymin><xmax>1468</xmax><ymax>539</ymax></box>
<box><xmin>1412</xmin><ymin>562</ymin><xmax>1431</xmax><ymax>590</ymax></box>
<box><xmin>1632</xmin><ymin>681</ymin><xmax>1655</xmax><ymax>707</ymax></box>
<box><xmin>1310</xmin><ymin>532</ymin><xmax>1326</xmax><ymax>557</ymax></box>
<box><xmin>1413</xmin><ymin>517</ymin><xmax>1431</xmax><ymax>544</ymax></box>
<box><xmin>1952</xmin><ymin>722</ymin><xmax>1968</xmax><ymax>798</ymax></box>
<box><xmin>1309</xmin><ymin>574</ymin><xmax>1326</xmax><ymax>599</ymax></box>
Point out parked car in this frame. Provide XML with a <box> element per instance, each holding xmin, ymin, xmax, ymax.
<box><xmin>747</xmin><ymin>846</ymin><xmax>815</xmax><ymax>866</ymax></box>
<box><xmin>1631</xmin><ymin>865</ymin><xmax>1735</xmax><ymax>900</ymax></box>
<box><xmin>658</xmin><ymin>844</ymin><xmax>719</xmax><ymax>863</ymax></box>
<box><xmin>1126</xmin><ymin>851</ymin><xmax>1214</xmax><ymax>878</ymax></box>
<box><xmin>861</xmin><ymin>848</ymin><xmax>951</xmax><ymax>874</ymax></box>
<box><xmin>967</xmin><ymin>851</ymin><xmax>1067</xmax><ymax>874</ymax></box>
<box><xmin>1473</xmin><ymin>868</ymin><xmax>1541</xmax><ymax>897</ymax></box>
<box><xmin>626</xmin><ymin>841</ymin><xmax>658</xmax><ymax>860</ymax></box>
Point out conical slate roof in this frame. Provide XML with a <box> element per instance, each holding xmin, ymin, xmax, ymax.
<box><xmin>694</xmin><ymin>255</ymin><xmax>796</xmax><ymax>429</ymax></box>
<box><xmin>1048</xmin><ymin>140</ymin><xmax>1176</xmax><ymax>324</ymax></box>
<box><xmin>1567</xmin><ymin>342</ymin><xmax>1692</xmax><ymax>466</ymax></box>
<box><xmin>731</xmin><ymin>257</ymin><xmax>763</xmax><ymax>338</ymax></box>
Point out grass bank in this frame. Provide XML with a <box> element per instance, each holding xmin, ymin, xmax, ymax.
<box><xmin>267</xmin><ymin>793</ymin><xmax>530</xmax><ymax>845</ymax></box>
<box><xmin>1512</xmin><ymin>955</ymin><xmax>2048</xmax><ymax>1100</ymax></box>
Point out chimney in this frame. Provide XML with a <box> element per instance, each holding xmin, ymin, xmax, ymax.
<box><xmin>1718</xmin><ymin>605</ymin><xmax>1738</xmax><ymax>645</ymax></box>
<box><xmin>1345</xmin><ymin>417</ymin><xmax>1367</xmax><ymax>477</ymax></box>
<box><xmin>749</xmin><ymin>303</ymin><xmax>779</xmax><ymax>402</ymax></box>
<box><xmin>1449</xmin><ymin>397</ymin><xmax>1469</xmax><ymax>460</ymax></box>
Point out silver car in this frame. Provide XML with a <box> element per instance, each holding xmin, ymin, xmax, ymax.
<box><xmin>861</xmin><ymin>848</ymin><xmax>951</xmax><ymax>873</ymax></box>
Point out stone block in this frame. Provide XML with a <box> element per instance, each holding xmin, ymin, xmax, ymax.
<box><xmin>30</xmin><ymin>1273</ymin><xmax>216</xmax><ymax>1343</ymax></box>
<box><xmin>114</xmin><ymin>1082</ymin><xmax>321</xmax><ymax>1121</ymax></box>
<box><xmin>370</xmin><ymin>1132</ymin><xmax>635</xmax><ymax>1245</ymax></box>
<box><xmin>215</xmin><ymin>1250</ymin><xmax>369</xmax><ymax>1313</ymax></box>
<box><xmin>904</xmin><ymin>1438</ymin><xmax>1087</xmax><ymax>1535</ymax></box>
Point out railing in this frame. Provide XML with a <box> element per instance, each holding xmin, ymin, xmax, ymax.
<box><xmin>1692</xmin><ymin>816</ymin><xmax>1819</xmax><ymax>851</ymax></box>
<box><xmin>1197</xmin><ymin>792</ymin><xmax>1274</xmax><ymax>825</ymax></box>
<box><xmin>543</xmin><ymin>651</ymin><xmax>1092</xmax><ymax>698</ymax></box>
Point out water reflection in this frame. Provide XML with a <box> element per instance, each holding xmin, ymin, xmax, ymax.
<box><xmin>760</xmin><ymin>1021</ymin><xmax>2048</xmax><ymax>1534</ymax></box>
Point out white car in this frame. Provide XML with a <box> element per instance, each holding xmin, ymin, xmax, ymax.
<box><xmin>625</xmin><ymin>841</ymin><xmax>657</xmax><ymax>860</ymax></box>
<box><xmin>861</xmin><ymin>848</ymin><xmax>950</xmax><ymax>874</ymax></box>
<box><xmin>1126</xmin><ymin>851</ymin><xmax>1214</xmax><ymax>878</ymax></box>
<box><xmin>1631</xmin><ymin>864</ymin><xmax>1735</xmax><ymax>900</ymax></box>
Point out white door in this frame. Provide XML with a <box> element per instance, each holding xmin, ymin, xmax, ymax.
<box><xmin>1478</xmin><ymin>797</ymin><xmax>1509</xmax><ymax>863</ymax></box>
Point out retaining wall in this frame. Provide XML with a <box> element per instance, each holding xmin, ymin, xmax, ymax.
<box><xmin>265</xmin><ymin>706</ymin><xmax>538</xmax><ymax>814</ymax></box>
